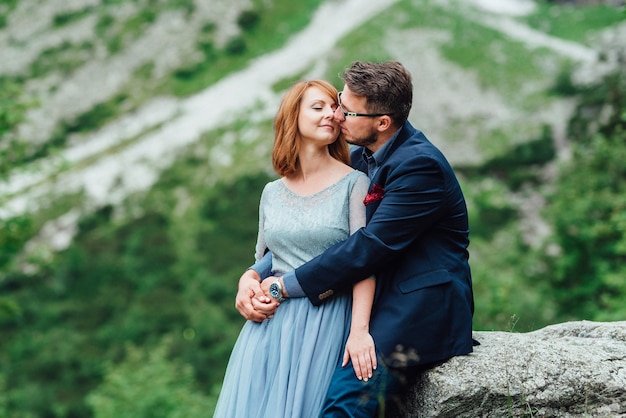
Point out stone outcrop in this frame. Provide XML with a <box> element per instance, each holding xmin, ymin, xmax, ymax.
<box><xmin>399</xmin><ymin>321</ymin><xmax>626</xmax><ymax>417</ymax></box>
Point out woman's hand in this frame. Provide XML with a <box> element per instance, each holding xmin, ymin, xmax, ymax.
<box><xmin>343</xmin><ymin>330</ymin><xmax>377</xmax><ymax>381</ymax></box>
<box><xmin>235</xmin><ymin>270</ymin><xmax>278</xmax><ymax>322</ymax></box>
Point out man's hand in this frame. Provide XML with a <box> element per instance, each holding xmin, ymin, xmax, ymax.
<box><xmin>253</xmin><ymin>276</ymin><xmax>288</xmax><ymax>312</ymax></box>
<box><xmin>259</xmin><ymin>276</ymin><xmax>289</xmax><ymax>299</ymax></box>
<box><xmin>235</xmin><ymin>270</ymin><xmax>278</xmax><ymax>322</ymax></box>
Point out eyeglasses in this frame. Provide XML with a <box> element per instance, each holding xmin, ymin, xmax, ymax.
<box><xmin>337</xmin><ymin>92</ymin><xmax>392</xmax><ymax>118</ymax></box>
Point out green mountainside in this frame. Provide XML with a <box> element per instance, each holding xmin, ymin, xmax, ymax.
<box><xmin>0</xmin><ymin>0</ymin><xmax>624</xmax><ymax>416</ymax></box>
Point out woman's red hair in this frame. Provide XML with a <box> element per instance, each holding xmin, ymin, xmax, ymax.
<box><xmin>272</xmin><ymin>80</ymin><xmax>350</xmax><ymax>177</ymax></box>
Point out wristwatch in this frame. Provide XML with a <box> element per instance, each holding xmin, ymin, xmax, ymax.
<box><xmin>269</xmin><ymin>278</ymin><xmax>285</xmax><ymax>302</ymax></box>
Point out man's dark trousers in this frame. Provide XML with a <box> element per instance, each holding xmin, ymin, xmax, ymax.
<box><xmin>320</xmin><ymin>356</ymin><xmax>430</xmax><ymax>418</ymax></box>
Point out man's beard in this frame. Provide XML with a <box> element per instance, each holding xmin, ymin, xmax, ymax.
<box><xmin>346</xmin><ymin>132</ymin><xmax>377</xmax><ymax>148</ymax></box>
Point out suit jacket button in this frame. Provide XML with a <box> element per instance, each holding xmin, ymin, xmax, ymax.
<box><xmin>318</xmin><ymin>290</ymin><xmax>335</xmax><ymax>300</ymax></box>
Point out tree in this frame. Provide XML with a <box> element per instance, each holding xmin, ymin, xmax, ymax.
<box><xmin>541</xmin><ymin>67</ymin><xmax>626</xmax><ymax>320</ymax></box>
<box><xmin>87</xmin><ymin>339</ymin><xmax>215</xmax><ymax>418</ymax></box>
<box><xmin>0</xmin><ymin>78</ymin><xmax>32</xmax><ymax>178</ymax></box>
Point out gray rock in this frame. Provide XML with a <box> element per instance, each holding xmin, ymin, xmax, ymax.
<box><xmin>398</xmin><ymin>321</ymin><xmax>626</xmax><ymax>417</ymax></box>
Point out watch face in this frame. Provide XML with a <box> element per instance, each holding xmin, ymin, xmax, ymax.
<box><xmin>269</xmin><ymin>283</ymin><xmax>280</xmax><ymax>298</ymax></box>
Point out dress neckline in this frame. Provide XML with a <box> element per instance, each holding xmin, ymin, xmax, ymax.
<box><xmin>279</xmin><ymin>170</ymin><xmax>358</xmax><ymax>198</ymax></box>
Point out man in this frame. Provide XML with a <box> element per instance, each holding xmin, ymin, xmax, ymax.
<box><xmin>236</xmin><ymin>61</ymin><xmax>475</xmax><ymax>417</ymax></box>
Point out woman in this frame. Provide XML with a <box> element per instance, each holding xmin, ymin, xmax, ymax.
<box><xmin>213</xmin><ymin>80</ymin><xmax>376</xmax><ymax>418</ymax></box>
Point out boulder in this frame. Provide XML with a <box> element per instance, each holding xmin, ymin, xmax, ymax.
<box><xmin>400</xmin><ymin>321</ymin><xmax>626</xmax><ymax>417</ymax></box>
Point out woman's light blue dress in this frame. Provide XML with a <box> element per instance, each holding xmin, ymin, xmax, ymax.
<box><xmin>214</xmin><ymin>170</ymin><xmax>370</xmax><ymax>418</ymax></box>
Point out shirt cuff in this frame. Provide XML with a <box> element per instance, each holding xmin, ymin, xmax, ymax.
<box><xmin>282</xmin><ymin>271</ymin><xmax>305</xmax><ymax>298</ymax></box>
<box><xmin>249</xmin><ymin>251</ymin><xmax>272</xmax><ymax>280</ymax></box>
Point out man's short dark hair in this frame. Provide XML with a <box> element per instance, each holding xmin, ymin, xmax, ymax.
<box><xmin>341</xmin><ymin>61</ymin><xmax>413</xmax><ymax>125</ymax></box>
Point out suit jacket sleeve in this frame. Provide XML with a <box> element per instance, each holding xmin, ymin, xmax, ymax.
<box><xmin>295</xmin><ymin>154</ymin><xmax>453</xmax><ymax>305</ymax></box>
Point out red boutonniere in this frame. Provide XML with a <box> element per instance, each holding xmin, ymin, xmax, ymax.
<box><xmin>363</xmin><ymin>184</ymin><xmax>385</xmax><ymax>206</ymax></box>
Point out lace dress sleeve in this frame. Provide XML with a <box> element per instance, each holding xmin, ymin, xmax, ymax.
<box><xmin>254</xmin><ymin>184</ymin><xmax>269</xmax><ymax>262</ymax></box>
<box><xmin>348</xmin><ymin>173</ymin><xmax>370</xmax><ymax>235</ymax></box>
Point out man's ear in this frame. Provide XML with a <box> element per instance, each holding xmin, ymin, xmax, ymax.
<box><xmin>376</xmin><ymin>115</ymin><xmax>393</xmax><ymax>132</ymax></box>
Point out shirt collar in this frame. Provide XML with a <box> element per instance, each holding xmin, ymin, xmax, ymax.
<box><xmin>361</xmin><ymin>127</ymin><xmax>403</xmax><ymax>169</ymax></box>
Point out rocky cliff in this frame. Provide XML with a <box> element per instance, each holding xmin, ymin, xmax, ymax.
<box><xmin>399</xmin><ymin>321</ymin><xmax>626</xmax><ymax>417</ymax></box>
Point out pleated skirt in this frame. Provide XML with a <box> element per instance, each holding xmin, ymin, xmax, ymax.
<box><xmin>213</xmin><ymin>295</ymin><xmax>351</xmax><ymax>418</ymax></box>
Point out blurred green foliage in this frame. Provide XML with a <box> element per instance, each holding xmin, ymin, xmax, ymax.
<box><xmin>87</xmin><ymin>340</ymin><xmax>215</xmax><ymax>418</ymax></box>
<box><xmin>0</xmin><ymin>0</ymin><xmax>18</xmax><ymax>29</ymax></box>
<box><xmin>0</xmin><ymin>216</ymin><xmax>35</xmax><ymax>271</ymax></box>
<box><xmin>0</xmin><ymin>78</ymin><xmax>33</xmax><ymax>178</ymax></box>
<box><xmin>525</xmin><ymin>1</ymin><xmax>625</xmax><ymax>43</ymax></box>
<box><xmin>0</xmin><ymin>170</ymin><xmax>271</xmax><ymax>416</ymax></box>
<box><xmin>165</xmin><ymin>0</ymin><xmax>326</xmax><ymax>96</ymax></box>
<box><xmin>457</xmin><ymin>127</ymin><xmax>556</xmax><ymax>192</ymax></box>
<box><xmin>539</xmin><ymin>68</ymin><xmax>626</xmax><ymax>321</ymax></box>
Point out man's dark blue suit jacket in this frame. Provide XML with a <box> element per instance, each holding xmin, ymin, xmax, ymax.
<box><xmin>295</xmin><ymin>121</ymin><xmax>475</xmax><ymax>367</ymax></box>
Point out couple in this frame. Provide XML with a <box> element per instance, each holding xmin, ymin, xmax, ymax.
<box><xmin>214</xmin><ymin>61</ymin><xmax>475</xmax><ymax>418</ymax></box>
